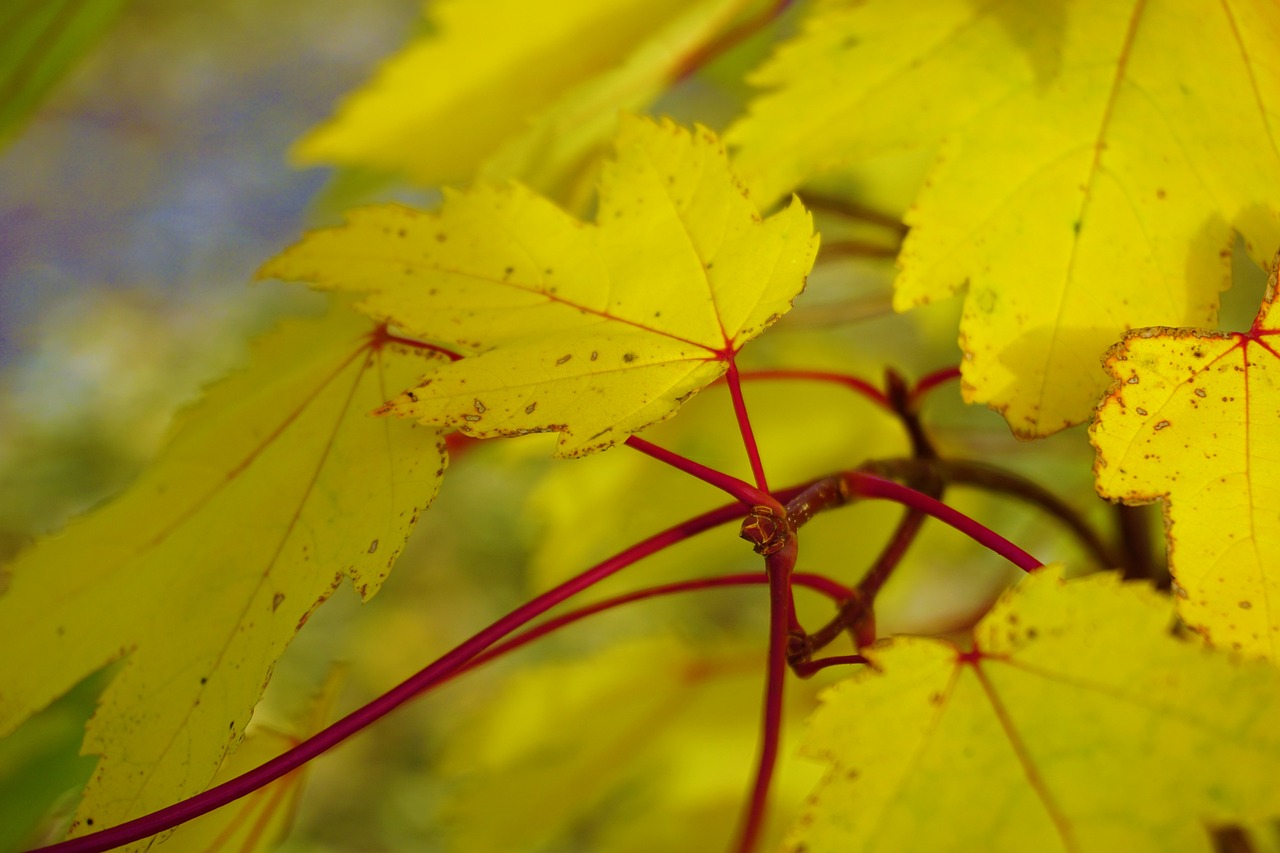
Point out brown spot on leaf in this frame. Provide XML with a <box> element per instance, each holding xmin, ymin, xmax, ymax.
<box><xmin>1240</xmin><ymin>600</ymin><xmax>1253</xmax><ymax>610</ymax></box>
<box><xmin>556</xmin><ymin>354</ymin><xmax>572</xmax><ymax>365</ymax></box>
<box><xmin>623</xmin><ymin>352</ymin><xmax>637</xmax><ymax>363</ymax></box>
<box><xmin>1154</xmin><ymin>420</ymin><xmax>1170</xmax><ymax>430</ymax></box>
<box><xmin>272</xmin><ymin>592</ymin><xmax>285</xmax><ymax>611</ymax></box>
<box><xmin>525</xmin><ymin>402</ymin><xmax>537</xmax><ymax>414</ymax></box>
<box><xmin>368</xmin><ymin>539</ymin><xmax>379</xmax><ymax>554</ymax></box>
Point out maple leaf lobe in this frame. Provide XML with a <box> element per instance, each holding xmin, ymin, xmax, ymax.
<box><xmin>265</xmin><ymin>115</ymin><xmax>818</xmax><ymax>457</ymax></box>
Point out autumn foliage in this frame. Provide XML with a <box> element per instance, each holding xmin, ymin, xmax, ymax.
<box><xmin>4</xmin><ymin>1</ymin><xmax>1280</xmax><ymax>851</ymax></box>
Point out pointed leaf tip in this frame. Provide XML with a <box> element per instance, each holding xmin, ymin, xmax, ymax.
<box><xmin>264</xmin><ymin>117</ymin><xmax>819</xmax><ymax>457</ymax></box>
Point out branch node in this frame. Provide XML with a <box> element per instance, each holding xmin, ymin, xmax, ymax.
<box><xmin>740</xmin><ymin>505</ymin><xmax>789</xmax><ymax>555</ymax></box>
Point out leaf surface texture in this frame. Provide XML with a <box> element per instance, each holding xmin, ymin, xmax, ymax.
<box><xmin>730</xmin><ymin>0</ymin><xmax>1280</xmax><ymax>435</ymax></box>
<box><xmin>1092</xmin><ymin>258</ymin><xmax>1280</xmax><ymax>660</ymax></box>
<box><xmin>788</xmin><ymin>568</ymin><xmax>1280</xmax><ymax>852</ymax></box>
<box><xmin>263</xmin><ymin>116</ymin><xmax>819</xmax><ymax>456</ymax></box>
<box><xmin>0</xmin><ymin>307</ymin><xmax>446</xmax><ymax>845</ymax></box>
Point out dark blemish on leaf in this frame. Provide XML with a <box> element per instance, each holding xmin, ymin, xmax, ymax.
<box><xmin>1154</xmin><ymin>420</ymin><xmax>1170</xmax><ymax>430</ymax></box>
<box><xmin>590</xmin><ymin>351</ymin><xmax>598</xmax><ymax>361</ymax></box>
<box><xmin>1135</xmin><ymin>407</ymin><xmax>1148</xmax><ymax>416</ymax></box>
<box><xmin>1240</xmin><ymin>601</ymin><xmax>1253</xmax><ymax>609</ymax></box>
<box><xmin>1194</xmin><ymin>388</ymin><xmax>1206</xmax><ymax>397</ymax></box>
<box><xmin>1072</xmin><ymin>220</ymin><xmax>1081</xmax><ymax>234</ymax></box>
<box><xmin>200</xmin><ymin>677</ymin><xmax>207</xmax><ymax>685</ymax></box>
<box><xmin>397</xmin><ymin>228</ymin><xmax>407</xmax><ymax>237</ymax></box>
<box><xmin>368</xmin><ymin>539</ymin><xmax>379</xmax><ymax>554</ymax></box>
<box><xmin>1156</xmin><ymin>188</ymin><xmax>1167</xmax><ymax>199</ymax></box>
<box><xmin>929</xmin><ymin>692</ymin><xmax>943</xmax><ymax>706</ymax></box>
<box><xmin>504</xmin><ymin>266</ymin><xmax>514</xmax><ymax>278</ymax></box>
<box><xmin>545</xmin><ymin>268</ymin><xmax>553</xmax><ymax>275</ymax></box>
<box><xmin>525</xmin><ymin>402</ymin><xmax>537</xmax><ymax>414</ymax></box>
<box><xmin>272</xmin><ymin>592</ymin><xmax>285</xmax><ymax>611</ymax></box>
<box><xmin>473</xmin><ymin>398</ymin><xmax>487</xmax><ymax>414</ymax></box>
<box><xmin>435</xmin><ymin>232</ymin><xmax>447</xmax><ymax>242</ymax></box>
<box><xmin>405</xmin><ymin>391</ymin><xmax>419</xmax><ymax>403</ymax></box>
<box><xmin>654</xmin><ymin>311</ymin><xmax>661</xmax><ymax>318</ymax></box>
<box><xmin>706</xmin><ymin>261</ymin><xmax>714</xmax><ymax>270</ymax></box>
<box><xmin>623</xmin><ymin>352</ymin><xmax>637</xmax><ymax>363</ymax></box>
<box><xmin>86</xmin><ymin>819</ymin><xmax>94</xmax><ymax>827</ymax></box>
<box><xmin>556</xmin><ymin>354</ymin><xmax>572</xmax><ymax>365</ymax></box>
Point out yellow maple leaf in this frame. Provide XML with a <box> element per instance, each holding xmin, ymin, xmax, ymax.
<box><xmin>262</xmin><ymin>116</ymin><xmax>819</xmax><ymax>457</ymax></box>
<box><xmin>293</xmin><ymin>0</ymin><xmax>754</xmax><ymax>199</ymax></box>
<box><xmin>729</xmin><ymin>0</ymin><xmax>1280</xmax><ymax>436</ymax></box>
<box><xmin>0</xmin><ymin>306</ymin><xmax>446</xmax><ymax>846</ymax></box>
<box><xmin>787</xmin><ymin>567</ymin><xmax>1280</xmax><ymax>852</ymax></box>
<box><xmin>1092</xmin><ymin>258</ymin><xmax>1280</xmax><ymax>660</ymax></box>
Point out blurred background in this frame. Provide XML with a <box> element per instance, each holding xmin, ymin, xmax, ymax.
<box><xmin>0</xmin><ymin>0</ymin><xmax>419</xmax><ymax>557</ymax></box>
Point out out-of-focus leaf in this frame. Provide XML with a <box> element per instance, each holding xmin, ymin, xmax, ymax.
<box><xmin>437</xmin><ymin>637</ymin><xmax>825</xmax><ymax>852</ymax></box>
<box><xmin>0</xmin><ymin>0</ymin><xmax>128</xmax><ymax>145</ymax></box>
<box><xmin>293</xmin><ymin>0</ymin><xmax>755</xmax><ymax>199</ymax></box>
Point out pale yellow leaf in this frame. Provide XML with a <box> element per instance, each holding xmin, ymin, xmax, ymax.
<box><xmin>0</xmin><ymin>306</ymin><xmax>446</xmax><ymax>846</ymax></box>
<box><xmin>294</xmin><ymin>0</ymin><xmax>754</xmax><ymax>197</ymax></box>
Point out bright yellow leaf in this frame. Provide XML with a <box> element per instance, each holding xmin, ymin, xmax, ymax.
<box><xmin>293</xmin><ymin>0</ymin><xmax>754</xmax><ymax>198</ymax></box>
<box><xmin>787</xmin><ymin>567</ymin><xmax>1280</xmax><ymax>852</ymax></box>
<box><xmin>1092</xmin><ymin>259</ymin><xmax>1280</xmax><ymax>660</ymax></box>
<box><xmin>730</xmin><ymin>0</ymin><xmax>1280</xmax><ymax>436</ymax></box>
<box><xmin>262</xmin><ymin>116</ymin><xmax>818</xmax><ymax>457</ymax></box>
<box><xmin>0</xmin><ymin>305</ymin><xmax>446</xmax><ymax>846</ymax></box>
